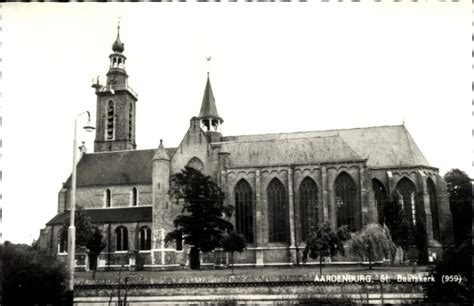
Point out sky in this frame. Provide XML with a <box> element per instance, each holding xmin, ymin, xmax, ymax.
<box><xmin>1</xmin><ymin>2</ymin><xmax>471</xmax><ymax>244</ymax></box>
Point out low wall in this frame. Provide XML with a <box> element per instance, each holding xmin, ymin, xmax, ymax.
<box><xmin>74</xmin><ymin>272</ymin><xmax>428</xmax><ymax>304</ymax></box>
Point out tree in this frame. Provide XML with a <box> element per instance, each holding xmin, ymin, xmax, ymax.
<box><xmin>60</xmin><ymin>206</ymin><xmax>105</xmax><ymax>274</ymax></box>
<box><xmin>165</xmin><ymin>166</ymin><xmax>234</xmax><ymax>270</ymax></box>
<box><xmin>444</xmin><ymin>169</ymin><xmax>472</xmax><ymax>246</ymax></box>
<box><xmin>1</xmin><ymin>241</ymin><xmax>67</xmax><ymax>305</ymax></box>
<box><xmin>423</xmin><ymin>237</ymin><xmax>472</xmax><ymax>303</ymax></box>
<box><xmin>219</xmin><ymin>231</ymin><xmax>246</xmax><ymax>274</ymax></box>
<box><xmin>86</xmin><ymin>227</ymin><xmax>106</xmax><ymax>278</ymax></box>
<box><xmin>60</xmin><ymin>206</ymin><xmax>94</xmax><ymax>247</ymax></box>
<box><xmin>382</xmin><ymin>198</ymin><xmax>414</xmax><ymax>264</ymax></box>
<box><xmin>414</xmin><ymin>220</ymin><xmax>428</xmax><ymax>265</ymax></box>
<box><xmin>348</xmin><ymin>223</ymin><xmax>397</xmax><ymax>270</ymax></box>
<box><xmin>302</xmin><ymin>223</ymin><xmax>349</xmax><ymax>275</ymax></box>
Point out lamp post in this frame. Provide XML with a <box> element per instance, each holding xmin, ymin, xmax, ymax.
<box><xmin>66</xmin><ymin>111</ymin><xmax>95</xmax><ymax>305</ymax></box>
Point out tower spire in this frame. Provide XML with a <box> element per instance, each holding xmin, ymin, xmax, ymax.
<box><xmin>112</xmin><ymin>18</ymin><xmax>124</xmax><ymax>53</ymax></box>
<box><xmin>93</xmin><ymin>22</ymin><xmax>137</xmax><ymax>153</ymax></box>
<box><xmin>197</xmin><ymin>58</ymin><xmax>223</xmax><ymax>142</ymax></box>
<box><xmin>198</xmin><ymin>73</ymin><xmax>223</xmax><ymax>128</ymax></box>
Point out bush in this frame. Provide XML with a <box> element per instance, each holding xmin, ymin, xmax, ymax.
<box><xmin>302</xmin><ymin>223</ymin><xmax>348</xmax><ymax>275</ymax></box>
<box><xmin>1</xmin><ymin>241</ymin><xmax>67</xmax><ymax>305</ymax></box>
<box><xmin>134</xmin><ymin>250</ymin><xmax>145</xmax><ymax>271</ymax></box>
<box><xmin>423</xmin><ymin>238</ymin><xmax>472</xmax><ymax>303</ymax></box>
<box><xmin>347</xmin><ymin>223</ymin><xmax>397</xmax><ymax>270</ymax></box>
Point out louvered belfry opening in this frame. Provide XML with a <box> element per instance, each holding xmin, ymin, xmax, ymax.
<box><xmin>128</xmin><ymin>103</ymin><xmax>133</xmax><ymax>140</ymax></box>
<box><xmin>106</xmin><ymin>100</ymin><xmax>114</xmax><ymax>140</ymax></box>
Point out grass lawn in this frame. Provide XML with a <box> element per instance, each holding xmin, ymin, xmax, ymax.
<box><xmin>76</xmin><ymin>265</ymin><xmax>430</xmax><ymax>281</ymax></box>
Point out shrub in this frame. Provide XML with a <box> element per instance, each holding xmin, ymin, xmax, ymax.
<box><xmin>423</xmin><ymin>237</ymin><xmax>472</xmax><ymax>303</ymax></box>
<box><xmin>1</xmin><ymin>241</ymin><xmax>67</xmax><ymax>305</ymax></box>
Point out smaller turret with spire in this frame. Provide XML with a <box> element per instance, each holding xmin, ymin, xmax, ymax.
<box><xmin>154</xmin><ymin>139</ymin><xmax>170</xmax><ymax>161</ymax></box>
<box><xmin>198</xmin><ymin>69</ymin><xmax>223</xmax><ymax>142</ymax></box>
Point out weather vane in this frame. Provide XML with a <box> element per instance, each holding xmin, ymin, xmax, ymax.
<box><xmin>206</xmin><ymin>56</ymin><xmax>212</xmax><ymax>75</ymax></box>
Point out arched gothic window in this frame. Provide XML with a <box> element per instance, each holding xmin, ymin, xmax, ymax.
<box><xmin>235</xmin><ymin>179</ymin><xmax>254</xmax><ymax>243</ymax></box>
<box><xmin>106</xmin><ymin>100</ymin><xmax>115</xmax><ymax>140</ymax></box>
<box><xmin>139</xmin><ymin>226</ymin><xmax>151</xmax><ymax>250</ymax></box>
<box><xmin>299</xmin><ymin>177</ymin><xmax>318</xmax><ymax>241</ymax></box>
<box><xmin>115</xmin><ymin>226</ymin><xmax>128</xmax><ymax>251</ymax></box>
<box><xmin>335</xmin><ymin>172</ymin><xmax>358</xmax><ymax>231</ymax></box>
<box><xmin>187</xmin><ymin>157</ymin><xmax>204</xmax><ymax>171</ymax></box>
<box><xmin>427</xmin><ymin>178</ymin><xmax>440</xmax><ymax>241</ymax></box>
<box><xmin>372</xmin><ymin>179</ymin><xmax>387</xmax><ymax>225</ymax></box>
<box><xmin>105</xmin><ymin>189</ymin><xmax>111</xmax><ymax>208</ymax></box>
<box><xmin>128</xmin><ymin>103</ymin><xmax>133</xmax><ymax>140</ymax></box>
<box><xmin>131</xmin><ymin>187</ymin><xmax>138</xmax><ymax>207</ymax></box>
<box><xmin>395</xmin><ymin>178</ymin><xmax>417</xmax><ymax>227</ymax></box>
<box><xmin>267</xmin><ymin>178</ymin><xmax>288</xmax><ymax>243</ymax></box>
<box><xmin>58</xmin><ymin>234</ymin><xmax>67</xmax><ymax>254</ymax></box>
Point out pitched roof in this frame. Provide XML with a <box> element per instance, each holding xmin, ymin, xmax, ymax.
<box><xmin>220</xmin><ymin>135</ymin><xmax>363</xmax><ymax>167</ymax></box>
<box><xmin>198</xmin><ymin>75</ymin><xmax>222</xmax><ymax>121</ymax></box>
<box><xmin>221</xmin><ymin>125</ymin><xmax>430</xmax><ymax>168</ymax></box>
<box><xmin>64</xmin><ymin>148</ymin><xmax>175</xmax><ymax>187</ymax></box>
<box><xmin>46</xmin><ymin>207</ymin><xmax>152</xmax><ymax>225</ymax></box>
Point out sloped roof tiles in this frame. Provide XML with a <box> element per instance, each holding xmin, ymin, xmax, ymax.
<box><xmin>221</xmin><ymin>125</ymin><xmax>430</xmax><ymax>168</ymax></box>
<box><xmin>64</xmin><ymin>148</ymin><xmax>175</xmax><ymax>187</ymax></box>
<box><xmin>46</xmin><ymin>206</ymin><xmax>152</xmax><ymax>225</ymax></box>
<box><xmin>198</xmin><ymin>76</ymin><xmax>222</xmax><ymax>120</ymax></box>
<box><xmin>64</xmin><ymin>125</ymin><xmax>429</xmax><ymax>188</ymax></box>
<box><xmin>220</xmin><ymin>135</ymin><xmax>363</xmax><ymax>167</ymax></box>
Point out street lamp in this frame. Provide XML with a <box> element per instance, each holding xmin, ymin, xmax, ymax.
<box><xmin>66</xmin><ymin>111</ymin><xmax>95</xmax><ymax>305</ymax></box>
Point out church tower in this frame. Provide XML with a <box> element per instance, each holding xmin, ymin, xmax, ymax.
<box><xmin>93</xmin><ymin>23</ymin><xmax>138</xmax><ymax>152</ymax></box>
<box><xmin>198</xmin><ymin>73</ymin><xmax>223</xmax><ymax>142</ymax></box>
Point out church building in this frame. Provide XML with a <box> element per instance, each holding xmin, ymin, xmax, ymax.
<box><xmin>39</xmin><ymin>27</ymin><xmax>454</xmax><ymax>270</ymax></box>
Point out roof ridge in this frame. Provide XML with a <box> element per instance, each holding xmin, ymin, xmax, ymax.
<box><xmin>225</xmin><ymin>124</ymin><xmax>404</xmax><ymax>140</ymax></box>
<box><xmin>220</xmin><ymin>134</ymin><xmax>343</xmax><ymax>145</ymax></box>
<box><xmin>87</xmin><ymin>148</ymin><xmax>155</xmax><ymax>155</ymax></box>
<box><xmin>86</xmin><ymin>147</ymin><xmax>177</xmax><ymax>155</ymax></box>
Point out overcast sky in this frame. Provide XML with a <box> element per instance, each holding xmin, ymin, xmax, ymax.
<box><xmin>2</xmin><ymin>2</ymin><xmax>471</xmax><ymax>244</ymax></box>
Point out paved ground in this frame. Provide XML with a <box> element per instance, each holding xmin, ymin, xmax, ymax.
<box><xmin>76</xmin><ymin>265</ymin><xmax>430</xmax><ymax>281</ymax></box>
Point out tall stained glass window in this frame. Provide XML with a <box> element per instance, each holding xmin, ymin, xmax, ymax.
<box><xmin>299</xmin><ymin>177</ymin><xmax>318</xmax><ymax>241</ymax></box>
<box><xmin>267</xmin><ymin>178</ymin><xmax>289</xmax><ymax>243</ymax></box>
<box><xmin>335</xmin><ymin>172</ymin><xmax>357</xmax><ymax>231</ymax></box>
<box><xmin>235</xmin><ymin>179</ymin><xmax>254</xmax><ymax>243</ymax></box>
